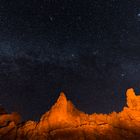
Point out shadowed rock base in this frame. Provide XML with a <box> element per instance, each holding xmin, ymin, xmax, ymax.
<box><xmin>0</xmin><ymin>88</ymin><xmax>140</xmax><ymax>140</ymax></box>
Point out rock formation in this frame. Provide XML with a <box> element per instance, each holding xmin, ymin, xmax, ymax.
<box><xmin>1</xmin><ymin>88</ymin><xmax>140</xmax><ymax>139</ymax></box>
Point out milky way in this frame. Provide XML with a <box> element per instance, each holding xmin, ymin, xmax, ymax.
<box><xmin>0</xmin><ymin>0</ymin><xmax>140</xmax><ymax>120</ymax></box>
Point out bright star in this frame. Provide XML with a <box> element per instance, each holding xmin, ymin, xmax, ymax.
<box><xmin>137</xmin><ymin>13</ymin><xmax>140</xmax><ymax>17</ymax></box>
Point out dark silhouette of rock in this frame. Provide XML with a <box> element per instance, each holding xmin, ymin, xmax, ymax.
<box><xmin>1</xmin><ymin>88</ymin><xmax>140</xmax><ymax>139</ymax></box>
<box><xmin>0</xmin><ymin>106</ymin><xmax>6</xmax><ymax>115</ymax></box>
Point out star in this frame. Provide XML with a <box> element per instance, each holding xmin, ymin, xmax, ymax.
<box><xmin>137</xmin><ymin>13</ymin><xmax>140</xmax><ymax>17</ymax></box>
<box><xmin>49</xmin><ymin>16</ymin><xmax>54</xmax><ymax>21</ymax></box>
<box><xmin>71</xmin><ymin>54</ymin><xmax>75</xmax><ymax>57</ymax></box>
<box><xmin>121</xmin><ymin>73</ymin><xmax>125</xmax><ymax>77</ymax></box>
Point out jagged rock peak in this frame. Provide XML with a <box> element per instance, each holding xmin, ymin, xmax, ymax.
<box><xmin>40</xmin><ymin>92</ymin><xmax>74</xmax><ymax>122</ymax></box>
<box><xmin>57</xmin><ymin>91</ymin><xmax>67</xmax><ymax>104</ymax></box>
<box><xmin>126</xmin><ymin>88</ymin><xmax>136</xmax><ymax>98</ymax></box>
<box><xmin>52</xmin><ymin>91</ymin><xmax>68</xmax><ymax>111</ymax></box>
<box><xmin>126</xmin><ymin>88</ymin><xmax>140</xmax><ymax>109</ymax></box>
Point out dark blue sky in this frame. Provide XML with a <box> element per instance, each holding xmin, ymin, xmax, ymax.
<box><xmin>0</xmin><ymin>0</ymin><xmax>140</xmax><ymax>120</ymax></box>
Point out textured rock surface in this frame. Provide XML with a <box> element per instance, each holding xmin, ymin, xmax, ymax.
<box><xmin>1</xmin><ymin>89</ymin><xmax>140</xmax><ymax>139</ymax></box>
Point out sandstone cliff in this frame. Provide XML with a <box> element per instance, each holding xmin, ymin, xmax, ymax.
<box><xmin>0</xmin><ymin>88</ymin><xmax>140</xmax><ymax>140</ymax></box>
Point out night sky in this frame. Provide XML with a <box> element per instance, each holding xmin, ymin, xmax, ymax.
<box><xmin>0</xmin><ymin>0</ymin><xmax>140</xmax><ymax>121</ymax></box>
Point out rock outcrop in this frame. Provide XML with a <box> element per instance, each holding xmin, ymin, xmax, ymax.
<box><xmin>1</xmin><ymin>88</ymin><xmax>140</xmax><ymax>139</ymax></box>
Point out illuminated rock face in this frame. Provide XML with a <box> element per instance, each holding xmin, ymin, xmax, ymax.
<box><xmin>1</xmin><ymin>88</ymin><xmax>140</xmax><ymax>139</ymax></box>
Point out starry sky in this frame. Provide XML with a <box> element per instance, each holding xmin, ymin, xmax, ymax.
<box><xmin>0</xmin><ymin>0</ymin><xmax>140</xmax><ymax>120</ymax></box>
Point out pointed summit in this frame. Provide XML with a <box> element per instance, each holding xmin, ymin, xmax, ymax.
<box><xmin>48</xmin><ymin>92</ymin><xmax>68</xmax><ymax>115</ymax></box>
<box><xmin>40</xmin><ymin>91</ymin><xmax>87</xmax><ymax>130</ymax></box>
<box><xmin>40</xmin><ymin>92</ymin><xmax>69</xmax><ymax>121</ymax></box>
<box><xmin>39</xmin><ymin>92</ymin><xmax>70</xmax><ymax>129</ymax></box>
<box><xmin>56</xmin><ymin>92</ymin><xmax>67</xmax><ymax>106</ymax></box>
<box><xmin>48</xmin><ymin>92</ymin><xmax>68</xmax><ymax>112</ymax></box>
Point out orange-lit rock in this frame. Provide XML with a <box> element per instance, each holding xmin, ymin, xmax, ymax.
<box><xmin>1</xmin><ymin>88</ymin><xmax>140</xmax><ymax>139</ymax></box>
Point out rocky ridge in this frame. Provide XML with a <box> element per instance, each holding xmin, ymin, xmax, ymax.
<box><xmin>0</xmin><ymin>88</ymin><xmax>140</xmax><ymax>139</ymax></box>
